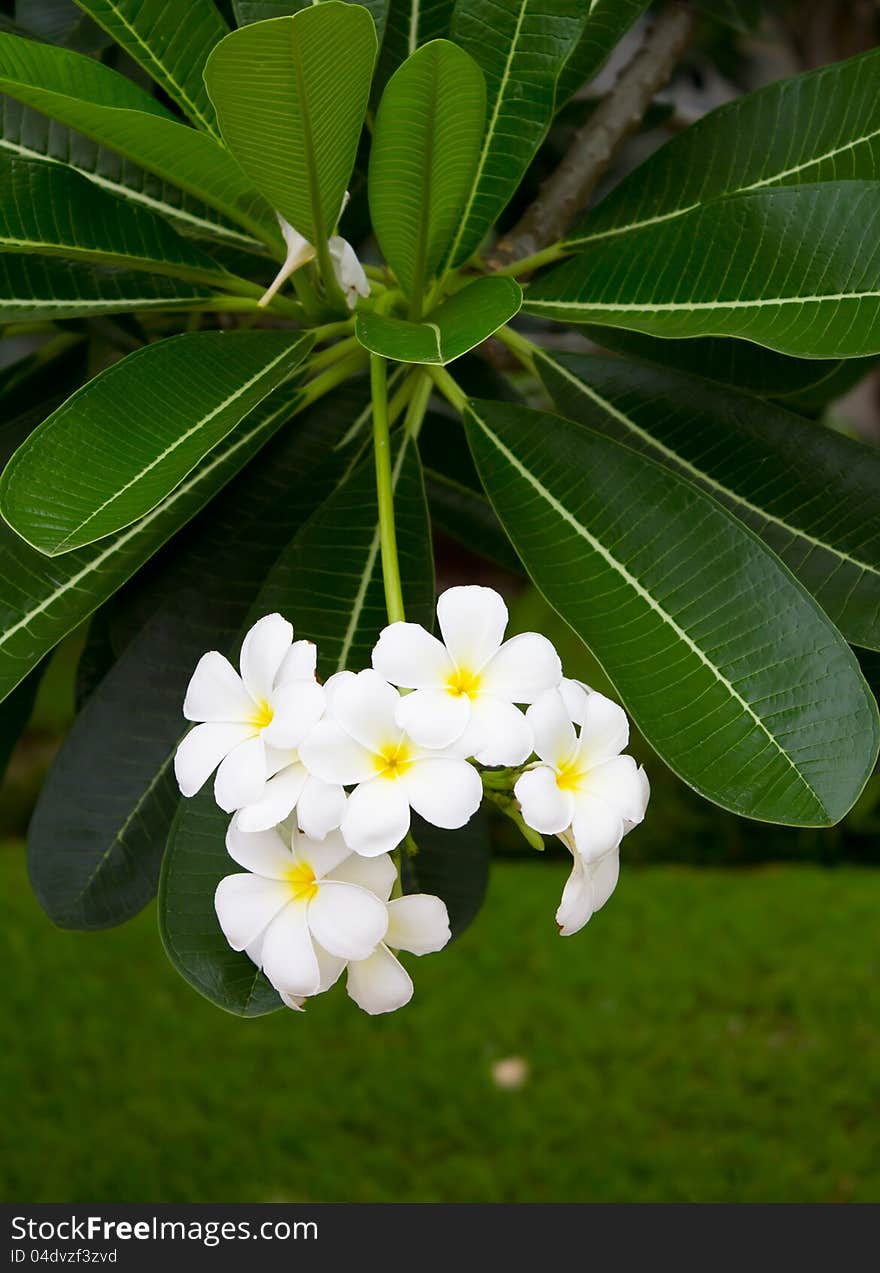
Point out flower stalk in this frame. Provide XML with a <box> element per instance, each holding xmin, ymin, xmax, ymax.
<box><xmin>371</xmin><ymin>353</ymin><xmax>406</xmax><ymax>624</ymax></box>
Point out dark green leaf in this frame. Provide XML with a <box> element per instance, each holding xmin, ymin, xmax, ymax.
<box><xmin>233</xmin><ymin>0</ymin><xmax>388</xmax><ymax>45</ymax></box>
<box><xmin>464</xmin><ymin>398</ymin><xmax>879</xmax><ymax>825</ymax></box>
<box><xmin>402</xmin><ymin>810</ymin><xmax>490</xmax><ymax>938</ymax></box>
<box><xmin>527</xmin><ymin>183</ymin><xmax>880</xmax><ymax>358</ymax></box>
<box><xmin>15</xmin><ymin>0</ymin><xmax>111</xmax><ymax>53</ymax></box>
<box><xmin>0</xmin><ymin>658</ymin><xmax>43</xmax><ymax>783</ymax></box>
<box><xmin>568</xmin><ymin>47</ymin><xmax>880</xmax><ymax>249</ymax></box>
<box><xmin>0</xmin><ymin>254</ymin><xmax>218</xmax><ymax>321</ymax></box>
<box><xmin>1</xmin><ymin>331</ymin><xmax>312</xmax><ymax>556</ymax></box>
<box><xmin>538</xmin><ymin>351</ymin><xmax>880</xmax><ymax>652</ymax></box>
<box><xmin>375</xmin><ymin>0</ymin><xmax>454</xmax><ymax>89</ymax></box>
<box><xmin>355</xmin><ymin>277</ymin><xmax>521</xmax><ymax>364</ymax></box>
<box><xmin>555</xmin><ymin>1</ymin><xmax>649</xmax><ymax>108</ymax></box>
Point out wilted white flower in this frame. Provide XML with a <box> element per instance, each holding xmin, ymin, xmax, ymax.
<box><xmin>372</xmin><ymin>585</ymin><xmax>561</xmax><ymax>765</ymax></box>
<box><xmin>515</xmin><ymin>681</ymin><xmax>649</xmax><ymax>862</ymax></box>
<box><xmin>259</xmin><ymin>214</ymin><xmax>316</xmax><ymax>308</ymax></box>
<box><xmin>279</xmin><ymin>855</ymin><xmax>451</xmax><ymax>1015</ymax></box>
<box><xmin>300</xmin><ymin>668</ymin><xmax>483</xmax><ymax>856</ymax></box>
<box><xmin>175</xmin><ymin>614</ymin><xmax>325</xmax><ymax>814</ymax></box>
<box><xmin>328</xmin><ymin>234</ymin><xmax>370</xmax><ymax>308</ymax></box>
<box><xmin>259</xmin><ymin>204</ymin><xmax>369</xmax><ymax>310</ymax></box>
<box><xmin>555</xmin><ymin>831</ymin><xmax>621</xmax><ymax>936</ymax></box>
<box><xmin>215</xmin><ymin>823</ymin><xmax>389</xmax><ymax>1000</ymax></box>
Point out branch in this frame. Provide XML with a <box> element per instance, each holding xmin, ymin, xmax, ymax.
<box><xmin>492</xmin><ymin>3</ymin><xmax>697</xmax><ymax>266</ymax></box>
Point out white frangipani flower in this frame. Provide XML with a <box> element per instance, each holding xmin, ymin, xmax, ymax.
<box><xmin>234</xmin><ymin>741</ymin><xmax>346</xmax><ymax>839</ymax></box>
<box><xmin>515</xmin><ymin>680</ymin><xmax>649</xmax><ymax>863</ymax></box>
<box><xmin>175</xmin><ymin>614</ymin><xmax>325</xmax><ymax>815</ymax></box>
<box><xmin>277</xmin><ymin>854</ymin><xmax>451</xmax><ymax>1015</ymax></box>
<box><xmin>328</xmin><ymin>234</ymin><xmax>370</xmax><ymax>308</ymax></box>
<box><xmin>555</xmin><ymin>830</ymin><xmax>621</xmax><ymax>937</ymax></box>
<box><xmin>259</xmin><ymin>214</ymin><xmax>316</xmax><ymax>308</ymax></box>
<box><xmin>372</xmin><ymin>585</ymin><xmax>562</xmax><ymax>765</ymax></box>
<box><xmin>215</xmin><ymin>823</ymin><xmax>389</xmax><ymax>999</ymax></box>
<box><xmin>259</xmin><ymin>203</ymin><xmax>369</xmax><ymax>310</ymax></box>
<box><xmin>299</xmin><ymin>668</ymin><xmax>483</xmax><ymax>857</ymax></box>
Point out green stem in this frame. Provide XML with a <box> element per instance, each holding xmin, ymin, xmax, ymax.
<box><xmin>402</xmin><ymin>369</ymin><xmax>433</xmax><ymax>440</ymax></box>
<box><xmin>494</xmin><ymin>324</ymin><xmax>540</xmax><ymax>374</ymax></box>
<box><xmin>427</xmin><ymin>365</ymin><xmax>467</xmax><ymax>414</ymax></box>
<box><xmin>492</xmin><ymin>242</ymin><xmax>569</xmax><ymax>277</ymax></box>
<box><xmin>307</xmin><ymin>334</ymin><xmax>360</xmax><ymax>373</ymax></box>
<box><xmin>370</xmin><ymin>354</ymin><xmax>406</xmax><ymax>624</ymax></box>
<box><xmin>299</xmin><ymin>348</ymin><xmax>368</xmax><ymax>408</ymax></box>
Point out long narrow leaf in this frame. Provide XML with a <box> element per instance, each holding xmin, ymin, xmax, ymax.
<box><xmin>0</xmin><ymin>254</ymin><xmax>219</xmax><ymax>321</ymax></box>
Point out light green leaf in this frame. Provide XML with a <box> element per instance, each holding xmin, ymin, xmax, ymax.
<box><xmin>444</xmin><ymin>1</ymin><xmax>584</xmax><ymax>270</ymax></box>
<box><xmin>554</xmin><ymin>0</ymin><xmax>649</xmax><ymax>108</ymax></box>
<box><xmin>0</xmin><ymin>154</ymin><xmax>239</xmax><ymax>287</ymax></box>
<box><xmin>538</xmin><ymin>351</ymin><xmax>880</xmax><ymax>652</ymax></box>
<box><xmin>0</xmin><ymin>95</ymin><xmax>263</xmax><ymax>250</ymax></box>
<box><xmin>0</xmin><ymin>384</ymin><xmax>302</xmax><ymax>703</ymax></box>
<box><xmin>206</xmin><ymin>3</ymin><xmax>377</xmax><ymax>248</ymax></box>
<box><xmin>233</xmin><ymin>0</ymin><xmax>389</xmax><ymax>45</ymax></box>
<box><xmin>0</xmin><ymin>254</ymin><xmax>218</xmax><ymax>321</ymax></box>
<box><xmin>527</xmin><ymin>183</ymin><xmax>880</xmax><ymax>358</ymax></box>
<box><xmin>1</xmin><ymin>331</ymin><xmax>312</xmax><ymax>557</ymax></box>
<box><xmin>369</xmin><ymin>37</ymin><xmax>484</xmax><ymax>303</ymax></box>
<box><xmin>464</xmin><ymin>398</ymin><xmax>879</xmax><ymax>825</ymax></box>
<box><xmin>375</xmin><ymin>0</ymin><xmax>454</xmax><ymax>88</ymax></box>
<box><xmin>568</xmin><ymin>46</ymin><xmax>880</xmax><ymax>249</ymax></box>
<box><xmin>0</xmin><ymin>32</ymin><xmax>279</xmax><ymax>245</ymax></box>
<box><xmin>355</xmin><ymin>277</ymin><xmax>521</xmax><ymax>363</ymax></box>
<box><xmin>73</xmin><ymin>0</ymin><xmax>228</xmax><ymax>135</ymax></box>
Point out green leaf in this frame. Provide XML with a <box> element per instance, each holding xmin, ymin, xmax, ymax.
<box><xmin>1</xmin><ymin>331</ymin><xmax>312</xmax><ymax>556</ymax></box>
<box><xmin>0</xmin><ymin>32</ymin><xmax>279</xmax><ymax>245</ymax></box>
<box><xmin>27</xmin><ymin>381</ymin><xmax>366</xmax><ymax>931</ymax></box>
<box><xmin>554</xmin><ymin>1</ymin><xmax>649</xmax><ymax>108</ymax></box>
<box><xmin>368</xmin><ymin>38</ymin><xmax>484</xmax><ymax>303</ymax></box>
<box><xmin>538</xmin><ymin>351</ymin><xmax>880</xmax><ymax>652</ymax></box>
<box><xmin>567</xmin><ymin>47</ymin><xmax>880</xmax><ymax>249</ymax></box>
<box><xmin>355</xmin><ymin>277</ymin><xmax>521</xmax><ymax>363</ymax></box>
<box><xmin>233</xmin><ymin>0</ymin><xmax>388</xmax><ymax>46</ymax></box>
<box><xmin>73</xmin><ymin>0</ymin><xmax>229</xmax><ymax>135</ymax></box>
<box><xmin>375</xmin><ymin>0</ymin><xmax>454</xmax><ymax>88</ymax></box>
<box><xmin>0</xmin><ymin>95</ymin><xmax>263</xmax><ymax>250</ymax></box>
<box><xmin>0</xmin><ymin>154</ymin><xmax>239</xmax><ymax>286</ymax></box>
<box><xmin>0</xmin><ymin>659</ymin><xmax>43</xmax><ymax>783</ymax></box>
<box><xmin>160</xmin><ymin>786</ymin><xmax>282</xmax><ymax>1016</ymax></box>
<box><xmin>444</xmin><ymin>1</ymin><xmax>584</xmax><ymax>270</ymax></box>
<box><xmin>402</xmin><ymin>811</ymin><xmax>490</xmax><ymax>938</ymax></box>
<box><xmin>0</xmin><ymin>384</ymin><xmax>303</xmax><ymax>703</ymax></box>
<box><xmin>527</xmin><ymin>183</ymin><xmax>880</xmax><ymax>358</ymax></box>
<box><xmin>205</xmin><ymin>3</ymin><xmax>377</xmax><ymax>248</ymax></box>
<box><xmin>463</xmin><ymin>398</ymin><xmax>879</xmax><ymax>825</ymax></box>
<box><xmin>254</xmin><ymin>430</ymin><xmax>434</xmax><ymax>678</ymax></box>
<box><xmin>15</xmin><ymin>0</ymin><xmax>111</xmax><ymax>53</ymax></box>
<box><xmin>0</xmin><ymin>254</ymin><xmax>218</xmax><ymax>321</ymax></box>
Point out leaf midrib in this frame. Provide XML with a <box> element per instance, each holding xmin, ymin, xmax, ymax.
<box><xmin>467</xmin><ymin>402</ymin><xmax>829</xmax><ymax>819</ymax></box>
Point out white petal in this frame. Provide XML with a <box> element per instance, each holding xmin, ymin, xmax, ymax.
<box><xmin>591</xmin><ymin>848</ymin><xmax>620</xmax><ymax>912</ymax></box>
<box><xmin>332</xmin><ymin>668</ymin><xmax>401</xmax><ymax>753</ymax></box>
<box><xmin>293</xmin><ymin>827</ymin><xmax>350</xmax><ymax>879</ymax></box>
<box><xmin>480</xmin><ymin>632</ymin><xmax>562</xmax><ymax>704</ymax></box>
<box><xmin>307</xmin><ymin>881</ymin><xmax>388</xmax><ymax>961</ymax></box>
<box><xmin>328</xmin><ymin>234</ymin><xmax>370</xmax><ymax>308</ymax></box>
<box><xmin>514</xmin><ymin>765</ymin><xmax>573</xmax><ymax>835</ymax></box>
<box><xmin>174</xmin><ymin>721</ymin><xmax>255</xmax><ymax>797</ymax></box>
<box><xmin>464</xmin><ymin>696</ymin><xmax>533</xmax><ymax>766</ymax></box>
<box><xmin>260</xmin><ymin>900</ymin><xmax>321</xmax><ymax>996</ymax></box>
<box><xmin>372</xmin><ymin>622</ymin><xmax>454</xmax><ymax>688</ymax></box>
<box><xmin>299</xmin><ymin>720</ymin><xmax>376</xmax><ymax>785</ymax></box>
<box><xmin>234</xmin><ymin>763</ymin><xmax>308</xmax><ymax>833</ymax></box>
<box><xmin>214</xmin><ymin>874</ymin><xmax>292</xmax><ymax>951</ymax></box>
<box><xmin>326</xmin><ymin>852</ymin><xmax>397</xmax><ymax>901</ymax></box>
<box><xmin>576</xmin><ymin>691</ymin><xmax>630</xmax><ymax>767</ymax></box>
<box><xmin>341</xmin><ymin>778</ymin><xmax>411</xmax><ymax>857</ymax></box>
<box><xmin>183</xmin><ymin>651</ymin><xmax>254</xmax><ymax>723</ymax></box>
<box><xmin>437</xmin><ymin>585</ymin><xmax>507</xmax><ymax>671</ymax></box>
<box><xmin>280</xmin><ymin>993</ymin><xmax>306</xmax><ymax>1012</ymax></box>
<box><xmin>401</xmin><ymin>758</ymin><xmax>482</xmax><ymax>830</ymax></box>
<box><xmin>624</xmin><ymin>766</ymin><xmax>651</xmax><ymax>834</ymax></box>
<box><xmin>570</xmin><ymin>793</ymin><xmax>625</xmax><ymax>862</ymax></box>
<box><xmin>581</xmin><ymin>755</ymin><xmax>649</xmax><ymax>826</ymax></box>
<box><xmin>262</xmin><ymin>679</ymin><xmax>325</xmax><ymax>748</ymax></box>
<box><xmin>225</xmin><ymin>821</ymin><xmax>293</xmax><ymax>878</ymax></box>
<box><xmin>214</xmin><ymin>733</ymin><xmax>268</xmax><ymax>813</ymax></box>
<box><xmin>276</xmin><ymin>639</ymin><xmax>317</xmax><ymax>685</ymax></box>
<box><xmin>314</xmin><ymin>941</ymin><xmax>347</xmax><ymax>993</ymax></box>
<box><xmin>346</xmin><ymin>945</ymin><xmax>413</xmax><ymax>1015</ymax></box>
<box><xmin>555</xmin><ymin>855</ymin><xmax>593</xmax><ymax>937</ymax></box>
<box><xmin>525</xmin><ymin>689</ymin><xmax>577</xmax><ymax>767</ymax></box>
<box><xmin>239</xmin><ymin>613</ymin><xmax>293</xmax><ymax>703</ymax></box>
<box><xmin>559</xmin><ymin>677</ymin><xmax>591</xmax><ymax>726</ymax></box>
<box><xmin>297</xmin><ymin>775</ymin><xmax>347</xmax><ymax>840</ymax></box>
<box><xmin>322</xmin><ymin>669</ymin><xmax>356</xmax><ymax>712</ymax></box>
<box><xmin>394</xmin><ymin>687</ymin><xmax>471</xmax><ymax>749</ymax></box>
<box><xmin>386</xmin><ymin>894</ymin><xmax>450</xmax><ymax>955</ymax></box>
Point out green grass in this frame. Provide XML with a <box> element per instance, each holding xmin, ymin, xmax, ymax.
<box><xmin>2</xmin><ymin>845</ymin><xmax>878</xmax><ymax>1203</ymax></box>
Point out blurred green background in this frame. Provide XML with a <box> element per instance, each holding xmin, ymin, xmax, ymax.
<box><xmin>2</xmin><ymin>590</ymin><xmax>879</xmax><ymax>1204</ymax></box>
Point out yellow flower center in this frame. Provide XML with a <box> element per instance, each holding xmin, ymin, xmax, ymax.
<box><xmin>286</xmin><ymin>861</ymin><xmax>319</xmax><ymax>903</ymax></box>
<box><xmin>374</xmin><ymin>739</ymin><xmax>414</xmax><ymax>780</ymax></box>
<box><xmin>556</xmin><ymin>758</ymin><xmax>588</xmax><ymax>793</ymax></box>
<box><xmin>446</xmin><ymin>666</ymin><xmax>481</xmax><ymax>699</ymax></box>
<box><xmin>250</xmin><ymin>699</ymin><xmax>274</xmax><ymax>730</ymax></box>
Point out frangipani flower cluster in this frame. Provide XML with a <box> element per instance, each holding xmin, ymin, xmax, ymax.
<box><xmin>175</xmin><ymin>586</ymin><xmax>650</xmax><ymax>1015</ymax></box>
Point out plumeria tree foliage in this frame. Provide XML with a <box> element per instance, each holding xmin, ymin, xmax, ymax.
<box><xmin>1</xmin><ymin>0</ymin><xmax>879</xmax><ymax>1015</ymax></box>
